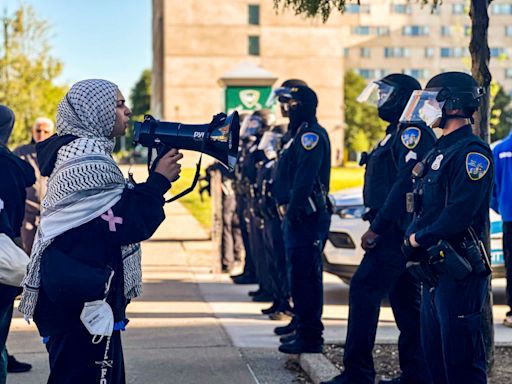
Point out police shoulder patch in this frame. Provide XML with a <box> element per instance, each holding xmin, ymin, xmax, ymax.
<box><xmin>466</xmin><ymin>152</ymin><xmax>490</xmax><ymax>181</ymax></box>
<box><xmin>301</xmin><ymin>132</ymin><xmax>319</xmax><ymax>151</ymax></box>
<box><xmin>401</xmin><ymin>127</ymin><xmax>422</xmax><ymax>150</ymax></box>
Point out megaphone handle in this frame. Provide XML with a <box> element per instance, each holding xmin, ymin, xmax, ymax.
<box><xmin>165</xmin><ymin>153</ymin><xmax>203</xmax><ymax>203</ymax></box>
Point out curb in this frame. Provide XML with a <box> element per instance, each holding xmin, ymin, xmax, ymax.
<box><xmin>298</xmin><ymin>353</ymin><xmax>339</xmax><ymax>384</ymax></box>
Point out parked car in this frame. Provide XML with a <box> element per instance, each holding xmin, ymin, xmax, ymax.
<box><xmin>323</xmin><ymin>188</ymin><xmax>505</xmax><ymax>284</ymax></box>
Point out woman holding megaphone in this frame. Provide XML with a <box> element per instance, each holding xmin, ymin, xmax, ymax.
<box><xmin>18</xmin><ymin>79</ymin><xmax>182</xmax><ymax>384</ymax></box>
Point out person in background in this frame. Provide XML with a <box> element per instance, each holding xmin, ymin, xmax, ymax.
<box><xmin>15</xmin><ymin>117</ymin><xmax>55</xmax><ymax>253</ymax></box>
<box><xmin>0</xmin><ymin>105</ymin><xmax>36</xmax><ymax>382</ymax></box>
<box><xmin>491</xmin><ymin>128</ymin><xmax>512</xmax><ymax>327</ymax></box>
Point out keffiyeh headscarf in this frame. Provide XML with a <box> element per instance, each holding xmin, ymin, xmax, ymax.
<box><xmin>19</xmin><ymin>79</ymin><xmax>143</xmax><ymax>319</ymax></box>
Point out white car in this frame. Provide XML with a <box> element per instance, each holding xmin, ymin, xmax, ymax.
<box><xmin>323</xmin><ymin>188</ymin><xmax>505</xmax><ymax>284</ymax></box>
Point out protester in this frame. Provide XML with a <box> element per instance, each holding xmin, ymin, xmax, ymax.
<box><xmin>18</xmin><ymin>79</ymin><xmax>182</xmax><ymax>383</ymax></box>
<box><xmin>14</xmin><ymin>117</ymin><xmax>55</xmax><ymax>253</ymax></box>
<box><xmin>0</xmin><ymin>105</ymin><xmax>36</xmax><ymax>383</ymax></box>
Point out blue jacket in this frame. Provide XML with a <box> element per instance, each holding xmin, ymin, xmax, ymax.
<box><xmin>492</xmin><ymin>133</ymin><xmax>512</xmax><ymax>222</ymax></box>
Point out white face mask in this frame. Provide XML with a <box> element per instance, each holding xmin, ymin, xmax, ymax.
<box><xmin>80</xmin><ymin>270</ymin><xmax>115</xmax><ymax>343</ymax></box>
<box><xmin>80</xmin><ymin>299</ymin><xmax>114</xmax><ymax>343</ymax></box>
<box><xmin>419</xmin><ymin>102</ymin><xmax>443</xmax><ymax>128</ymax></box>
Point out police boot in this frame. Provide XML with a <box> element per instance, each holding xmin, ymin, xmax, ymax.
<box><xmin>261</xmin><ymin>302</ymin><xmax>279</xmax><ymax>314</ymax></box>
<box><xmin>231</xmin><ymin>274</ymin><xmax>258</xmax><ymax>285</ymax></box>
<box><xmin>252</xmin><ymin>291</ymin><xmax>273</xmax><ymax>302</ymax></box>
<box><xmin>274</xmin><ymin>319</ymin><xmax>296</xmax><ymax>335</ymax></box>
<box><xmin>279</xmin><ymin>332</ymin><xmax>296</xmax><ymax>343</ymax></box>
<box><xmin>268</xmin><ymin>310</ymin><xmax>292</xmax><ymax>321</ymax></box>
<box><xmin>278</xmin><ymin>336</ymin><xmax>323</xmax><ymax>354</ymax></box>
<box><xmin>7</xmin><ymin>354</ymin><xmax>32</xmax><ymax>373</ymax></box>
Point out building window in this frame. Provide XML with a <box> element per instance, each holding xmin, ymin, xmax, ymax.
<box><xmin>248</xmin><ymin>5</ymin><xmax>260</xmax><ymax>25</ymax></box>
<box><xmin>440</xmin><ymin>47</ymin><xmax>468</xmax><ymax>58</ymax></box>
<box><xmin>343</xmin><ymin>47</ymin><xmax>350</xmax><ymax>57</ymax></box>
<box><xmin>452</xmin><ymin>3</ymin><xmax>465</xmax><ymax>14</ymax></box>
<box><xmin>425</xmin><ymin>47</ymin><xmax>434</xmax><ymax>58</ymax></box>
<box><xmin>506</xmin><ymin>26</ymin><xmax>512</xmax><ymax>37</ymax></box>
<box><xmin>392</xmin><ymin>4</ymin><xmax>411</xmax><ymax>14</ymax></box>
<box><xmin>248</xmin><ymin>35</ymin><xmax>260</xmax><ymax>56</ymax></box>
<box><xmin>491</xmin><ymin>47</ymin><xmax>508</xmax><ymax>58</ymax></box>
<box><xmin>491</xmin><ymin>3</ymin><xmax>512</xmax><ymax>14</ymax></box>
<box><xmin>360</xmin><ymin>47</ymin><xmax>371</xmax><ymax>58</ymax></box>
<box><xmin>376</xmin><ymin>26</ymin><xmax>390</xmax><ymax>36</ymax></box>
<box><xmin>505</xmin><ymin>69</ymin><xmax>512</xmax><ymax>79</ymax></box>
<box><xmin>345</xmin><ymin>4</ymin><xmax>371</xmax><ymax>13</ymax></box>
<box><xmin>402</xmin><ymin>25</ymin><xmax>429</xmax><ymax>36</ymax></box>
<box><xmin>355</xmin><ymin>69</ymin><xmax>373</xmax><ymax>79</ymax></box>
<box><xmin>404</xmin><ymin>69</ymin><xmax>429</xmax><ymax>79</ymax></box>
<box><xmin>384</xmin><ymin>47</ymin><xmax>410</xmax><ymax>58</ymax></box>
<box><xmin>464</xmin><ymin>25</ymin><xmax>471</xmax><ymax>36</ymax></box>
<box><xmin>352</xmin><ymin>26</ymin><xmax>371</xmax><ymax>35</ymax></box>
<box><xmin>441</xmin><ymin>26</ymin><xmax>452</xmax><ymax>37</ymax></box>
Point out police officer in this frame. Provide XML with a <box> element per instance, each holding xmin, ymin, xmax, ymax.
<box><xmin>240</xmin><ymin>110</ymin><xmax>274</xmax><ymax>301</ymax></box>
<box><xmin>322</xmin><ymin>74</ymin><xmax>435</xmax><ymax>384</ymax></box>
<box><xmin>276</xmin><ymin>85</ymin><xmax>331</xmax><ymax>354</ymax></box>
<box><xmin>256</xmin><ymin>126</ymin><xmax>293</xmax><ymax>319</ymax></box>
<box><xmin>267</xmin><ymin>79</ymin><xmax>309</xmax><ymax>337</ymax></box>
<box><xmin>403</xmin><ymin>72</ymin><xmax>492</xmax><ymax>383</ymax></box>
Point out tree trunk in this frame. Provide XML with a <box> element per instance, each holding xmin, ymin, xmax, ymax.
<box><xmin>469</xmin><ymin>0</ymin><xmax>494</xmax><ymax>373</ymax></box>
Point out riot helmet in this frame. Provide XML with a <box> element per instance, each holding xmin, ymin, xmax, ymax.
<box><xmin>266</xmin><ymin>79</ymin><xmax>308</xmax><ymax>118</ymax></box>
<box><xmin>258</xmin><ymin>129</ymin><xmax>283</xmax><ymax>160</ymax></box>
<box><xmin>399</xmin><ymin>72</ymin><xmax>484</xmax><ymax>128</ymax></box>
<box><xmin>357</xmin><ymin>74</ymin><xmax>421</xmax><ymax>123</ymax></box>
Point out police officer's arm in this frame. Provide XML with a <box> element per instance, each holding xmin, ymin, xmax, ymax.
<box><xmin>414</xmin><ymin>150</ymin><xmax>493</xmax><ymax>248</ymax></box>
<box><xmin>371</xmin><ymin>128</ymin><xmax>435</xmax><ymax>234</ymax></box>
<box><xmin>286</xmin><ymin>134</ymin><xmax>324</xmax><ymax>221</ymax></box>
<box><xmin>490</xmin><ymin>147</ymin><xmax>501</xmax><ymax>214</ymax></box>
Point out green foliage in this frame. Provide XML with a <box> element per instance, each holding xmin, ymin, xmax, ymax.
<box><xmin>127</xmin><ymin>69</ymin><xmax>152</xmax><ymax>149</ymax></box>
<box><xmin>344</xmin><ymin>71</ymin><xmax>386</xmax><ymax>152</ymax></box>
<box><xmin>490</xmin><ymin>83</ymin><xmax>512</xmax><ymax>142</ymax></box>
<box><xmin>0</xmin><ymin>5</ymin><xmax>67</xmax><ymax>147</ymax></box>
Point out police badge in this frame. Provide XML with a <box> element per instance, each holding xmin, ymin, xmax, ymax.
<box><xmin>301</xmin><ymin>133</ymin><xmax>319</xmax><ymax>150</ymax></box>
<box><xmin>466</xmin><ymin>152</ymin><xmax>490</xmax><ymax>181</ymax></box>
<box><xmin>401</xmin><ymin>127</ymin><xmax>421</xmax><ymax>150</ymax></box>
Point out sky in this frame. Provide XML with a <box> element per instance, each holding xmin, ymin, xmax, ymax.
<box><xmin>3</xmin><ymin>0</ymin><xmax>152</xmax><ymax>100</ymax></box>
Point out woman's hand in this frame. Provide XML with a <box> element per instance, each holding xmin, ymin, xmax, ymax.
<box><xmin>154</xmin><ymin>148</ymin><xmax>183</xmax><ymax>182</ymax></box>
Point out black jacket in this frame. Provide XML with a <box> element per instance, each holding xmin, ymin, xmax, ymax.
<box><xmin>33</xmin><ymin>136</ymin><xmax>170</xmax><ymax>337</ymax></box>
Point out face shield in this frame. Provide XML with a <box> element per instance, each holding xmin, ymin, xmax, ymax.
<box><xmin>399</xmin><ymin>90</ymin><xmax>446</xmax><ymax>127</ymax></box>
<box><xmin>356</xmin><ymin>81</ymin><xmax>395</xmax><ymax>108</ymax></box>
<box><xmin>257</xmin><ymin>131</ymin><xmax>283</xmax><ymax>160</ymax></box>
<box><xmin>240</xmin><ymin>115</ymin><xmax>263</xmax><ymax>141</ymax></box>
<box><xmin>265</xmin><ymin>87</ymin><xmax>293</xmax><ymax>108</ymax></box>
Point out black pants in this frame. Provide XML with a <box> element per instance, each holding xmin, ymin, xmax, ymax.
<box><xmin>221</xmin><ymin>193</ymin><xmax>243</xmax><ymax>269</ymax></box>
<box><xmin>262</xmin><ymin>216</ymin><xmax>290</xmax><ymax>308</ymax></box>
<box><xmin>504</xmin><ymin>221</ymin><xmax>512</xmax><ymax>314</ymax></box>
<box><xmin>249</xmin><ymin>213</ymin><xmax>272</xmax><ymax>294</ymax></box>
<box><xmin>342</xmin><ymin>230</ymin><xmax>429</xmax><ymax>384</ymax></box>
<box><xmin>237</xmin><ymin>195</ymin><xmax>256</xmax><ymax>278</ymax></box>
<box><xmin>46</xmin><ymin>327</ymin><xmax>125</xmax><ymax>384</ymax></box>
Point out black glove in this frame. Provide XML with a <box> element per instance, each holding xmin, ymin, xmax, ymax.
<box><xmin>406</xmin><ymin>261</ymin><xmax>438</xmax><ymax>286</ymax></box>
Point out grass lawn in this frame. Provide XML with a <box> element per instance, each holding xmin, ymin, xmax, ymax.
<box><xmin>175</xmin><ymin>164</ymin><xmax>365</xmax><ymax>230</ymax></box>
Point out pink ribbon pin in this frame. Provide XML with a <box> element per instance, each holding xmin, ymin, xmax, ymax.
<box><xmin>101</xmin><ymin>209</ymin><xmax>123</xmax><ymax>232</ymax></box>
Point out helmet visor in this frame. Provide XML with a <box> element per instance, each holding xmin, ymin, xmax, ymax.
<box><xmin>399</xmin><ymin>90</ymin><xmax>446</xmax><ymax>126</ymax></box>
<box><xmin>356</xmin><ymin>81</ymin><xmax>395</xmax><ymax>108</ymax></box>
<box><xmin>240</xmin><ymin>115</ymin><xmax>263</xmax><ymax>139</ymax></box>
<box><xmin>258</xmin><ymin>131</ymin><xmax>282</xmax><ymax>160</ymax></box>
<box><xmin>265</xmin><ymin>87</ymin><xmax>293</xmax><ymax>107</ymax></box>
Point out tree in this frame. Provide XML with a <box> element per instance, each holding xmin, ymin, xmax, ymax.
<box><xmin>344</xmin><ymin>70</ymin><xmax>386</xmax><ymax>153</ymax></box>
<box><xmin>126</xmin><ymin>69</ymin><xmax>152</xmax><ymax>148</ymax></box>
<box><xmin>0</xmin><ymin>5</ymin><xmax>67</xmax><ymax>147</ymax></box>
<box><xmin>490</xmin><ymin>84</ymin><xmax>512</xmax><ymax>142</ymax></box>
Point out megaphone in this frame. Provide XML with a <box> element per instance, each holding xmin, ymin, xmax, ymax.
<box><xmin>133</xmin><ymin>111</ymin><xmax>240</xmax><ymax>171</ymax></box>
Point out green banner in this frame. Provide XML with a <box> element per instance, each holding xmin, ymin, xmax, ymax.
<box><xmin>225</xmin><ymin>86</ymin><xmax>273</xmax><ymax>114</ymax></box>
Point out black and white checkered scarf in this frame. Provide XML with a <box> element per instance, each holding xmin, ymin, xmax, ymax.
<box><xmin>19</xmin><ymin>79</ymin><xmax>142</xmax><ymax>319</ymax></box>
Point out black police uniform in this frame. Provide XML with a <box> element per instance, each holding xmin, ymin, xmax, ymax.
<box><xmin>242</xmin><ymin>141</ymin><xmax>273</xmax><ymax>298</ymax></box>
<box><xmin>281</xmin><ymin>119</ymin><xmax>331</xmax><ymax>349</ymax></box>
<box><xmin>338</xmin><ymin>122</ymin><xmax>435</xmax><ymax>384</ymax></box>
<box><xmin>406</xmin><ymin>125</ymin><xmax>493</xmax><ymax>384</ymax></box>
<box><xmin>257</xmin><ymin>158</ymin><xmax>291</xmax><ymax>315</ymax></box>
